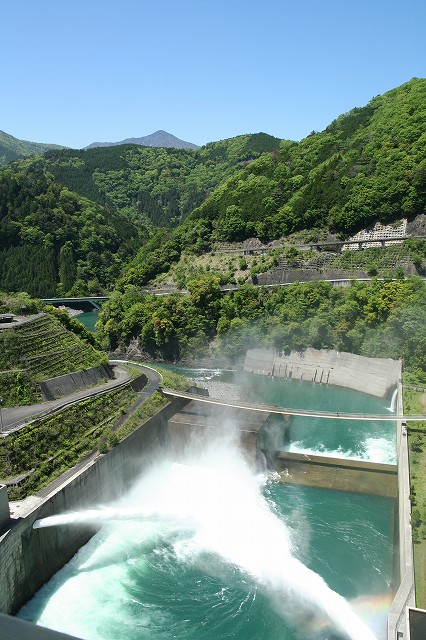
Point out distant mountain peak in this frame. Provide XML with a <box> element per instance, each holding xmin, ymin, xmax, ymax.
<box><xmin>85</xmin><ymin>130</ymin><xmax>198</xmax><ymax>150</ymax></box>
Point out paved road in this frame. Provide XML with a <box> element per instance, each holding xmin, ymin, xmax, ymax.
<box><xmin>0</xmin><ymin>362</ymin><xmax>160</xmax><ymax>432</ymax></box>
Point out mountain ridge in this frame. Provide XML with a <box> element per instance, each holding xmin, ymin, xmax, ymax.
<box><xmin>0</xmin><ymin>129</ymin><xmax>66</xmax><ymax>164</ymax></box>
<box><xmin>42</xmin><ymin>132</ymin><xmax>281</xmax><ymax>228</ymax></box>
<box><xmin>85</xmin><ymin>129</ymin><xmax>198</xmax><ymax>150</ymax></box>
<box><xmin>175</xmin><ymin>77</ymin><xmax>426</xmax><ymax>245</ymax></box>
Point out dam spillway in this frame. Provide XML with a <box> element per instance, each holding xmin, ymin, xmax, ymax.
<box><xmin>167</xmin><ymin>396</ymin><xmax>398</xmax><ymax>498</ymax></box>
<box><xmin>0</xmin><ymin>368</ymin><xmax>406</xmax><ymax>639</ymax></box>
<box><xmin>19</xmin><ymin>461</ymin><xmax>391</xmax><ymax>640</ymax></box>
<box><xmin>244</xmin><ymin>348</ymin><xmax>401</xmax><ymax>398</ymax></box>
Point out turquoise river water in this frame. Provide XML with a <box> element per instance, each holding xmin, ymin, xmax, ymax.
<box><xmin>76</xmin><ymin>311</ymin><xmax>100</xmax><ymax>333</ymax></box>
<box><xmin>18</xmin><ymin>367</ymin><xmax>396</xmax><ymax>640</ymax></box>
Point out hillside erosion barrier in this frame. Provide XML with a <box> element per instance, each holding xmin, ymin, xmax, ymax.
<box><xmin>39</xmin><ymin>364</ymin><xmax>114</xmax><ymax>400</ymax></box>
<box><xmin>244</xmin><ymin>348</ymin><xmax>400</xmax><ymax>398</ymax></box>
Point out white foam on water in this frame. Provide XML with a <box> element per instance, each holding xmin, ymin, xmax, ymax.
<box><xmin>362</xmin><ymin>437</ymin><xmax>396</xmax><ymax>464</ymax></box>
<box><xmin>288</xmin><ymin>436</ymin><xmax>396</xmax><ymax>465</ymax></box>
<box><xmin>23</xmin><ymin>522</ymin><xmax>165</xmax><ymax>640</ymax></box>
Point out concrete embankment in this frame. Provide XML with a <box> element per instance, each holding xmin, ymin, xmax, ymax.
<box><xmin>0</xmin><ymin>400</ymin><xmax>182</xmax><ymax>616</ymax></box>
<box><xmin>244</xmin><ymin>347</ymin><xmax>400</xmax><ymax>398</ymax></box>
<box><xmin>275</xmin><ymin>452</ymin><xmax>397</xmax><ymax>497</ymax></box>
<box><xmin>387</xmin><ymin>382</ymin><xmax>416</xmax><ymax>639</ymax></box>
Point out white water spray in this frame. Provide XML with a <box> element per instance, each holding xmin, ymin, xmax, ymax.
<box><xmin>34</xmin><ymin>442</ymin><xmax>377</xmax><ymax>640</ymax></box>
<box><xmin>388</xmin><ymin>388</ymin><xmax>398</xmax><ymax>413</ymax></box>
<box><xmin>33</xmin><ymin>506</ymin><xmax>195</xmax><ymax>529</ymax></box>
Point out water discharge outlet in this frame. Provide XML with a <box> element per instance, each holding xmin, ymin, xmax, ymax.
<box><xmin>31</xmin><ymin>454</ymin><xmax>379</xmax><ymax>640</ymax></box>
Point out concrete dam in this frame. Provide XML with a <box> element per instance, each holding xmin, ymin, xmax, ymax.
<box><xmin>244</xmin><ymin>347</ymin><xmax>401</xmax><ymax>398</ymax></box>
<box><xmin>0</xmin><ymin>351</ymin><xmax>419</xmax><ymax>639</ymax></box>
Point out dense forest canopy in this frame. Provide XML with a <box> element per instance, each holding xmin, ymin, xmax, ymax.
<box><xmin>41</xmin><ymin>133</ymin><xmax>282</xmax><ymax>228</ymax></box>
<box><xmin>98</xmin><ymin>276</ymin><xmax>426</xmax><ymax>382</ymax></box>
<box><xmin>177</xmin><ymin>78</ymin><xmax>426</xmax><ymax>246</ymax></box>
<box><xmin>1</xmin><ymin>79</ymin><xmax>425</xmax><ymax>306</ymax></box>
<box><xmin>0</xmin><ymin>159</ymin><xmax>142</xmax><ymax>296</ymax></box>
<box><xmin>113</xmin><ymin>78</ymin><xmax>426</xmax><ymax>289</ymax></box>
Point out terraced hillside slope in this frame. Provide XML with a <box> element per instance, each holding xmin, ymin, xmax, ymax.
<box><xmin>0</xmin><ymin>312</ymin><xmax>108</xmax><ymax>406</ymax></box>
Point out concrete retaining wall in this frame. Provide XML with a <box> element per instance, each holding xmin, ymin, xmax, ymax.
<box><xmin>39</xmin><ymin>364</ymin><xmax>114</xmax><ymax>400</ymax></box>
<box><xmin>387</xmin><ymin>383</ymin><xmax>416</xmax><ymax>639</ymax></box>
<box><xmin>0</xmin><ymin>485</ymin><xmax>9</xmax><ymax>530</ymax></box>
<box><xmin>244</xmin><ymin>348</ymin><xmax>400</xmax><ymax>398</ymax></box>
<box><xmin>257</xmin><ymin>268</ymin><xmax>370</xmax><ymax>285</ymax></box>
<box><xmin>256</xmin><ymin>267</ymin><xmax>418</xmax><ymax>286</ymax></box>
<box><xmin>0</xmin><ymin>400</ymin><xmax>180</xmax><ymax>615</ymax></box>
<box><xmin>130</xmin><ymin>373</ymin><xmax>148</xmax><ymax>392</ymax></box>
<box><xmin>275</xmin><ymin>452</ymin><xmax>397</xmax><ymax>498</ymax></box>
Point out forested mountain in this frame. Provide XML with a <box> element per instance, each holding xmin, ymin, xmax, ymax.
<box><xmin>115</xmin><ymin>79</ymin><xmax>426</xmax><ymax>290</ymax></box>
<box><xmin>0</xmin><ymin>159</ymin><xmax>142</xmax><ymax>297</ymax></box>
<box><xmin>1</xmin><ymin>79</ymin><xmax>425</xmax><ymax>301</ymax></box>
<box><xmin>85</xmin><ymin>130</ymin><xmax>198</xmax><ymax>150</ymax></box>
<box><xmin>41</xmin><ymin>133</ymin><xmax>282</xmax><ymax>227</ymax></box>
<box><xmin>176</xmin><ymin>78</ymin><xmax>426</xmax><ymax>245</ymax></box>
<box><xmin>0</xmin><ymin>130</ymin><xmax>65</xmax><ymax>165</ymax></box>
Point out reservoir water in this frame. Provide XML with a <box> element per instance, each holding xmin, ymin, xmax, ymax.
<box><xmin>75</xmin><ymin>310</ymin><xmax>99</xmax><ymax>333</ymax></box>
<box><xmin>18</xmin><ymin>369</ymin><xmax>396</xmax><ymax>640</ymax></box>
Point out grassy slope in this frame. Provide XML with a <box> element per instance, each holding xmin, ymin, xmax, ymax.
<box><xmin>0</xmin><ymin>386</ymin><xmax>137</xmax><ymax>498</ymax></box>
<box><xmin>405</xmin><ymin>387</ymin><xmax>426</xmax><ymax>606</ymax></box>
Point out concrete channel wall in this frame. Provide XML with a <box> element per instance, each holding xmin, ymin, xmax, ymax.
<box><xmin>275</xmin><ymin>452</ymin><xmax>397</xmax><ymax>498</ymax></box>
<box><xmin>244</xmin><ymin>348</ymin><xmax>400</xmax><ymax>398</ymax></box>
<box><xmin>0</xmin><ymin>400</ymin><xmax>181</xmax><ymax>616</ymax></box>
<box><xmin>387</xmin><ymin>382</ymin><xmax>416</xmax><ymax>640</ymax></box>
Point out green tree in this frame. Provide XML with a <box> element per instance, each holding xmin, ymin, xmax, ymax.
<box><xmin>59</xmin><ymin>241</ymin><xmax>77</xmax><ymax>294</ymax></box>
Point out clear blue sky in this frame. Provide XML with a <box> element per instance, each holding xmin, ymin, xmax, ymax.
<box><xmin>2</xmin><ymin>0</ymin><xmax>425</xmax><ymax>148</ymax></box>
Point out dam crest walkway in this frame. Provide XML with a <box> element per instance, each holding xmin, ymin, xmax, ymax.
<box><xmin>161</xmin><ymin>388</ymin><xmax>426</xmax><ymax>422</ymax></box>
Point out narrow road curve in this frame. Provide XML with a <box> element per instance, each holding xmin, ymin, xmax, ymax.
<box><xmin>1</xmin><ymin>361</ymin><xmax>161</xmax><ymax>433</ymax></box>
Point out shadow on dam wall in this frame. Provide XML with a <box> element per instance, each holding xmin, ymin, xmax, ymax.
<box><xmin>0</xmin><ymin>385</ymin><xmax>420</xmax><ymax>639</ymax></box>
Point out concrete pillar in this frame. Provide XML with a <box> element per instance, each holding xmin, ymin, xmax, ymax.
<box><xmin>0</xmin><ymin>485</ymin><xmax>10</xmax><ymax>530</ymax></box>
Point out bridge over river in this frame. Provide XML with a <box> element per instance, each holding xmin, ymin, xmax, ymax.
<box><xmin>161</xmin><ymin>388</ymin><xmax>426</xmax><ymax>422</ymax></box>
<box><xmin>42</xmin><ymin>296</ymin><xmax>109</xmax><ymax>310</ymax></box>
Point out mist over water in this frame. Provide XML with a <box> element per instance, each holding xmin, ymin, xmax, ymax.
<box><xmin>24</xmin><ymin>444</ymin><xmax>391</xmax><ymax>639</ymax></box>
<box><xmin>166</xmin><ymin>367</ymin><xmax>397</xmax><ymax>464</ymax></box>
<box><xmin>20</xmin><ymin>374</ymin><xmax>395</xmax><ymax>640</ymax></box>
